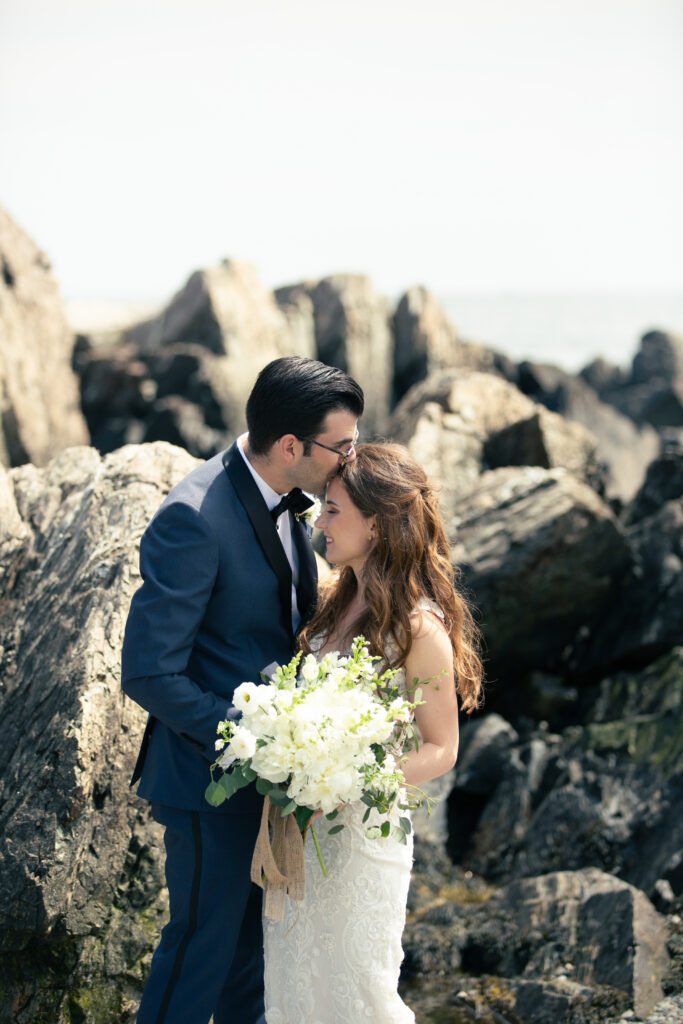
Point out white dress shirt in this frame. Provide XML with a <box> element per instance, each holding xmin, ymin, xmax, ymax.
<box><xmin>237</xmin><ymin>433</ymin><xmax>302</xmax><ymax>632</ymax></box>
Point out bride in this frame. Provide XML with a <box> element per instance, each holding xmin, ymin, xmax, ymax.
<box><xmin>263</xmin><ymin>442</ymin><xmax>483</xmax><ymax>1024</ymax></box>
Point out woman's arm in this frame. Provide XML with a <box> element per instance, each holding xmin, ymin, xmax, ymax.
<box><xmin>399</xmin><ymin>612</ymin><xmax>459</xmax><ymax>788</ymax></box>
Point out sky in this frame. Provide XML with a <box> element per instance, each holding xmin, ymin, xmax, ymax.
<box><xmin>1</xmin><ymin>0</ymin><xmax>682</xmax><ymax>305</ymax></box>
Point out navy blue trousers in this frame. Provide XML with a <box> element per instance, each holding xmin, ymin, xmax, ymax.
<box><xmin>136</xmin><ymin>805</ymin><xmax>265</xmax><ymax>1024</ymax></box>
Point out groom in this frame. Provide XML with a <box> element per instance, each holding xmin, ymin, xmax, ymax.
<box><xmin>121</xmin><ymin>356</ymin><xmax>364</xmax><ymax>1024</ymax></box>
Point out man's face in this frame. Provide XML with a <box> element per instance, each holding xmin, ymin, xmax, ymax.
<box><xmin>291</xmin><ymin>409</ymin><xmax>359</xmax><ymax>495</ymax></box>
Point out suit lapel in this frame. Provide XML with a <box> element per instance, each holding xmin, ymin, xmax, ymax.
<box><xmin>291</xmin><ymin>513</ymin><xmax>318</xmax><ymax>629</ymax></box>
<box><xmin>223</xmin><ymin>444</ymin><xmax>293</xmax><ymax>638</ymax></box>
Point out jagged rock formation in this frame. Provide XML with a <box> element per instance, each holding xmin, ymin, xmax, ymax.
<box><xmin>275</xmin><ymin>274</ymin><xmax>393</xmax><ymax>436</ymax></box>
<box><xmin>391</xmin><ymin>287</ymin><xmax>511</xmax><ymax>405</ymax></box>
<box><xmin>0</xmin><ymin>206</ymin><xmax>88</xmax><ymax>468</ymax></box>
<box><xmin>0</xmin><ymin>442</ymin><xmax>198</xmax><ymax>1023</ymax></box>
<box><xmin>389</xmin><ymin>370</ymin><xmax>605</xmax><ymax>520</ymax></box>
<box><xmin>76</xmin><ymin>260</ymin><xmax>314</xmax><ymax>457</ymax></box>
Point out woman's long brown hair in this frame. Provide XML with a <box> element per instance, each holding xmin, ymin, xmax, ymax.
<box><xmin>299</xmin><ymin>442</ymin><xmax>484</xmax><ymax>712</ymax></box>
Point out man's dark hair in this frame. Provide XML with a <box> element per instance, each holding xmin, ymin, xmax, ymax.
<box><xmin>246</xmin><ymin>356</ymin><xmax>364</xmax><ymax>455</ymax></box>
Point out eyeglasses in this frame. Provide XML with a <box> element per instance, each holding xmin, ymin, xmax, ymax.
<box><xmin>297</xmin><ymin>430</ymin><xmax>359</xmax><ymax>462</ymax></box>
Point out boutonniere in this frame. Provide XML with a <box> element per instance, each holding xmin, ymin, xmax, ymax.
<box><xmin>297</xmin><ymin>498</ymin><xmax>322</xmax><ymax>527</ymax></box>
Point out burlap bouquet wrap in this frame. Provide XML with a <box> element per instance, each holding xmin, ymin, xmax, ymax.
<box><xmin>251</xmin><ymin>795</ymin><xmax>306</xmax><ymax>921</ymax></box>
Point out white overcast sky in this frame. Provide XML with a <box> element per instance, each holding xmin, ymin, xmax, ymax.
<box><xmin>1</xmin><ymin>0</ymin><xmax>681</xmax><ymax>302</ymax></box>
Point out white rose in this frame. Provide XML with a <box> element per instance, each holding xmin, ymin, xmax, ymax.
<box><xmin>227</xmin><ymin>725</ymin><xmax>257</xmax><ymax>760</ymax></box>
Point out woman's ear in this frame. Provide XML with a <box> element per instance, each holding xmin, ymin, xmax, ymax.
<box><xmin>367</xmin><ymin>515</ymin><xmax>377</xmax><ymax>541</ymax></box>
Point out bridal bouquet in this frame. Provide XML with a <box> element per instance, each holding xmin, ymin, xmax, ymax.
<box><xmin>205</xmin><ymin>638</ymin><xmax>424</xmax><ymax>875</ymax></box>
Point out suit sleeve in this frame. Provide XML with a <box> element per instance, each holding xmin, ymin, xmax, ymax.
<box><xmin>121</xmin><ymin>500</ymin><xmax>238</xmax><ymax>760</ymax></box>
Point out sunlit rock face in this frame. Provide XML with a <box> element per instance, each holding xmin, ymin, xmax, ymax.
<box><xmin>0</xmin><ymin>442</ymin><xmax>197</xmax><ymax>1024</ymax></box>
<box><xmin>276</xmin><ymin>273</ymin><xmax>393</xmax><ymax>437</ymax></box>
<box><xmin>0</xmin><ymin>206</ymin><xmax>88</xmax><ymax>468</ymax></box>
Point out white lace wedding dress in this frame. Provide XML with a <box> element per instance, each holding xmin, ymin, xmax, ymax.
<box><xmin>261</xmin><ymin>604</ymin><xmax>445</xmax><ymax>1024</ymax></box>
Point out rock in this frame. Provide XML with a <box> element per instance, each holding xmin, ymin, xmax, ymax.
<box><xmin>626</xmin><ymin>443</ymin><xmax>683</xmax><ymax>524</ymax></box>
<box><xmin>392</xmin><ymin>286</ymin><xmax>475</xmax><ymax>404</ymax></box>
<box><xmin>449</xmin><ymin>650</ymin><xmax>683</xmax><ymax>902</ymax></box>
<box><xmin>483</xmin><ymin>407</ymin><xmax>603</xmax><ymax>493</ymax></box>
<box><xmin>597</xmin><ymin>331</ymin><xmax>683</xmax><ymax>431</ymax></box>
<box><xmin>453</xmin><ymin>714</ymin><xmax>519</xmax><ymax>796</ymax></box>
<box><xmin>390</xmin><ymin>371</ymin><xmax>604</xmax><ymax>521</ymax></box>
<box><xmin>392</xmin><ymin>287</ymin><xmax>453</xmax><ymax>405</ymax></box>
<box><xmin>578</xmin><ymin>498</ymin><xmax>683</xmax><ymax>672</ymax></box>
<box><xmin>580</xmin><ymin>357</ymin><xmax>630</xmax><ymax>394</ymax></box>
<box><xmin>0</xmin><ymin>442</ymin><xmax>198</xmax><ymax>1023</ymax></box>
<box><xmin>404</xmin><ymin>869</ymin><xmax>668</xmax><ymax>1020</ymax></box>
<box><xmin>141</xmin><ymin>394</ymin><xmax>230</xmax><ymax>459</ymax></box>
<box><xmin>77</xmin><ymin>261</ymin><xmax>314</xmax><ymax>456</ymax></box>
<box><xmin>137</xmin><ymin>259</ymin><xmax>291</xmax><ymax>361</ymax></box>
<box><xmin>516</xmin><ymin>359</ymin><xmax>660</xmax><ymax>503</ymax></box>
<box><xmin>276</xmin><ymin>274</ymin><xmax>392</xmax><ymax>436</ymax></box>
<box><xmin>0</xmin><ymin>205</ymin><xmax>88</xmax><ymax>467</ymax></box>
<box><xmin>631</xmin><ymin>331</ymin><xmax>683</xmax><ymax>386</ymax></box>
<box><xmin>449</xmin><ymin>466</ymin><xmax>632</xmax><ymax>680</ymax></box>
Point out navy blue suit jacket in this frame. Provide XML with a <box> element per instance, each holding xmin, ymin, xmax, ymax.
<box><xmin>121</xmin><ymin>443</ymin><xmax>318</xmax><ymax>814</ymax></box>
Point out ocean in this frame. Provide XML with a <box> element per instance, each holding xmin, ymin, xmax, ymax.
<box><xmin>439</xmin><ymin>291</ymin><xmax>683</xmax><ymax>374</ymax></box>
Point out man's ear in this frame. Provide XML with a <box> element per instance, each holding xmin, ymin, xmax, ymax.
<box><xmin>277</xmin><ymin>433</ymin><xmax>301</xmax><ymax>464</ymax></box>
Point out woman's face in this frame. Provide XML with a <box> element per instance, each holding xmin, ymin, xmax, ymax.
<box><xmin>315</xmin><ymin>477</ymin><xmax>376</xmax><ymax>571</ymax></box>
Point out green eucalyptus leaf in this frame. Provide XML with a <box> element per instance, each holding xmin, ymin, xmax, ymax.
<box><xmin>391</xmin><ymin>826</ymin><xmax>407</xmax><ymax>845</ymax></box>
<box><xmin>380</xmin><ymin>821</ymin><xmax>391</xmax><ymax>838</ymax></box>
<box><xmin>366</xmin><ymin>826</ymin><xmax>381</xmax><ymax>840</ymax></box>
<box><xmin>399</xmin><ymin>817</ymin><xmax>412</xmax><ymax>834</ymax></box>
<box><xmin>280</xmin><ymin>800</ymin><xmax>297</xmax><ymax>816</ymax></box>
<box><xmin>268</xmin><ymin>787</ymin><xmax>291</xmax><ymax>806</ymax></box>
<box><xmin>204</xmin><ymin>781</ymin><xmax>226</xmax><ymax>806</ymax></box>
<box><xmin>327</xmin><ymin>824</ymin><xmax>345</xmax><ymax>835</ymax></box>
<box><xmin>325</xmin><ymin>809</ymin><xmax>339</xmax><ymax>820</ymax></box>
<box><xmin>255</xmin><ymin>777</ymin><xmax>273</xmax><ymax>796</ymax></box>
<box><xmin>362</xmin><ymin>807</ymin><xmax>371</xmax><ymax>823</ymax></box>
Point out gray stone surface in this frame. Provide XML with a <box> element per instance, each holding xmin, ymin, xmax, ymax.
<box><xmin>77</xmin><ymin>260</ymin><xmax>308</xmax><ymax>455</ymax></box>
<box><xmin>389</xmin><ymin>370</ymin><xmax>603</xmax><ymax>522</ymax></box>
<box><xmin>0</xmin><ymin>442</ymin><xmax>198</xmax><ymax>1022</ymax></box>
<box><xmin>0</xmin><ymin>205</ymin><xmax>88</xmax><ymax>468</ymax></box>
<box><xmin>276</xmin><ymin>274</ymin><xmax>392</xmax><ymax>436</ymax></box>
<box><xmin>404</xmin><ymin>868</ymin><xmax>670</xmax><ymax>1021</ymax></box>
<box><xmin>392</xmin><ymin>285</ymin><xmax>482</xmax><ymax>404</ymax></box>
<box><xmin>449</xmin><ymin>465</ymin><xmax>632</xmax><ymax>678</ymax></box>
<box><xmin>516</xmin><ymin>359</ymin><xmax>660</xmax><ymax>502</ymax></box>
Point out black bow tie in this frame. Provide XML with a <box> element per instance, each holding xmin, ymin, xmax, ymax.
<box><xmin>270</xmin><ymin>488</ymin><xmax>314</xmax><ymax>522</ymax></box>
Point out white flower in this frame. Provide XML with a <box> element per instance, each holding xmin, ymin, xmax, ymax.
<box><xmin>389</xmin><ymin>697</ymin><xmax>412</xmax><ymax>723</ymax></box>
<box><xmin>300</xmin><ymin>654</ymin><xmax>320</xmax><ymax>684</ymax></box>
<box><xmin>227</xmin><ymin>725</ymin><xmax>257</xmax><ymax>760</ymax></box>
<box><xmin>233</xmin><ymin>682</ymin><xmax>275</xmax><ymax>715</ymax></box>
<box><xmin>215</xmin><ymin>737</ymin><xmax>226</xmax><ymax>750</ymax></box>
<box><xmin>218</xmin><ymin>751</ymin><xmax>238</xmax><ymax>770</ymax></box>
<box><xmin>297</xmin><ymin>497</ymin><xmax>322</xmax><ymax>526</ymax></box>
